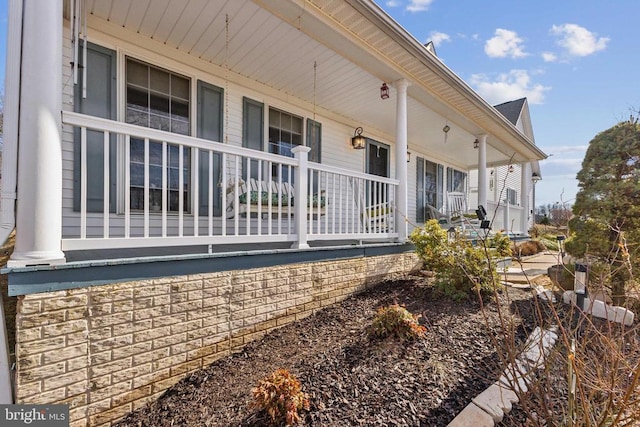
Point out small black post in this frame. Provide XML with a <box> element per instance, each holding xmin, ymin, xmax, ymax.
<box><xmin>556</xmin><ymin>235</ymin><xmax>566</xmax><ymax>259</ymax></box>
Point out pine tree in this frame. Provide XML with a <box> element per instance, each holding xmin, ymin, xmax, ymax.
<box><xmin>565</xmin><ymin>117</ymin><xmax>640</xmax><ymax>304</ymax></box>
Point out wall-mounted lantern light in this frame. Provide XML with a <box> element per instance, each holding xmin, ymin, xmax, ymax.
<box><xmin>380</xmin><ymin>83</ymin><xmax>390</xmax><ymax>100</ymax></box>
<box><xmin>351</xmin><ymin>127</ymin><xmax>366</xmax><ymax>149</ymax></box>
<box><xmin>406</xmin><ymin>151</ymin><xmax>411</xmax><ymax>162</ymax></box>
<box><xmin>532</xmin><ymin>173</ymin><xmax>541</xmax><ymax>183</ymax></box>
<box><xmin>473</xmin><ymin>138</ymin><xmax>479</xmax><ymax>149</ymax></box>
<box><xmin>508</xmin><ymin>165</ymin><xmax>515</xmax><ymax>173</ymax></box>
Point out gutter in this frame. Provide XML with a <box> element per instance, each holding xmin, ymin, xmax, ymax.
<box><xmin>0</xmin><ymin>0</ymin><xmax>23</xmax><ymax>404</ymax></box>
<box><xmin>348</xmin><ymin>0</ymin><xmax>548</xmax><ymax>161</ymax></box>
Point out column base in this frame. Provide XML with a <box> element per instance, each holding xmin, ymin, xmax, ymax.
<box><xmin>8</xmin><ymin>250</ymin><xmax>66</xmax><ymax>267</ymax></box>
<box><xmin>290</xmin><ymin>243</ymin><xmax>310</xmax><ymax>250</ymax></box>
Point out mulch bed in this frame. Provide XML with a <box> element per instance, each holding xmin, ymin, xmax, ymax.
<box><xmin>116</xmin><ymin>276</ymin><xmax>542</xmax><ymax>426</ymax></box>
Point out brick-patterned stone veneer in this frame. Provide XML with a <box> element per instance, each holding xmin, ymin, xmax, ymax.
<box><xmin>15</xmin><ymin>253</ymin><xmax>419</xmax><ymax>426</ymax></box>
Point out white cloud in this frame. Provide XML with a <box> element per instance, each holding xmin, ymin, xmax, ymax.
<box><xmin>484</xmin><ymin>29</ymin><xmax>528</xmax><ymax>58</ymax></box>
<box><xmin>470</xmin><ymin>70</ymin><xmax>550</xmax><ymax>105</ymax></box>
<box><xmin>543</xmin><ymin>157</ymin><xmax>583</xmax><ymax>168</ymax></box>
<box><xmin>406</xmin><ymin>0</ymin><xmax>434</xmax><ymax>13</ymax></box>
<box><xmin>550</xmin><ymin>24</ymin><xmax>609</xmax><ymax>57</ymax></box>
<box><xmin>541</xmin><ymin>52</ymin><xmax>557</xmax><ymax>62</ymax></box>
<box><xmin>385</xmin><ymin>0</ymin><xmax>401</xmax><ymax>7</ymax></box>
<box><xmin>429</xmin><ymin>31</ymin><xmax>450</xmax><ymax>47</ymax></box>
<box><xmin>539</xmin><ymin>145</ymin><xmax>588</xmax><ymax>154</ymax></box>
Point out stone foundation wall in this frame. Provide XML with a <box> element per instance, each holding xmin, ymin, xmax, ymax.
<box><xmin>14</xmin><ymin>253</ymin><xmax>419</xmax><ymax>426</ymax></box>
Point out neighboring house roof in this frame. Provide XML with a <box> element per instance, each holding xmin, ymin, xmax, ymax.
<box><xmin>424</xmin><ymin>41</ymin><xmax>437</xmax><ymax>56</ymax></box>
<box><xmin>493</xmin><ymin>97</ymin><xmax>542</xmax><ymax>179</ymax></box>
<box><xmin>493</xmin><ymin>98</ymin><xmax>526</xmax><ymax>126</ymax></box>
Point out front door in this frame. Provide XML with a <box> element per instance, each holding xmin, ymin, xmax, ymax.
<box><xmin>366</xmin><ymin>139</ymin><xmax>390</xmax><ymax>178</ymax></box>
<box><xmin>366</xmin><ymin>139</ymin><xmax>390</xmax><ymax>206</ymax></box>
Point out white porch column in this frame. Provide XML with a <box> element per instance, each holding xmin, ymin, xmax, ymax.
<box><xmin>477</xmin><ymin>134</ymin><xmax>488</xmax><ymax>210</ymax></box>
<box><xmin>520</xmin><ymin>162</ymin><xmax>531</xmax><ymax>233</ymax></box>
<box><xmin>394</xmin><ymin>79</ymin><xmax>409</xmax><ymax>242</ymax></box>
<box><xmin>291</xmin><ymin>146</ymin><xmax>311</xmax><ymax>249</ymax></box>
<box><xmin>10</xmin><ymin>0</ymin><xmax>66</xmax><ymax>266</ymax></box>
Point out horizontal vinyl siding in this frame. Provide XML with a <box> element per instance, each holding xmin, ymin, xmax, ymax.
<box><xmin>60</xmin><ymin>22</ymin><xmax>394</xmax><ymax>240</ymax></box>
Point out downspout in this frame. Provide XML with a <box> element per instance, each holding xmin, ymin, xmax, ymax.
<box><xmin>0</xmin><ymin>0</ymin><xmax>24</xmax><ymax>403</ymax></box>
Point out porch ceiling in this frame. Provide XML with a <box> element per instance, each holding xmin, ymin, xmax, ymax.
<box><xmin>80</xmin><ymin>0</ymin><xmax>545</xmax><ymax>169</ymax></box>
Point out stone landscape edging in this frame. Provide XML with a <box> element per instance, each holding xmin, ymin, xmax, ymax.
<box><xmin>447</xmin><ymin>326</ymin><xmax>559</xmax><ymax>426</ymax></box>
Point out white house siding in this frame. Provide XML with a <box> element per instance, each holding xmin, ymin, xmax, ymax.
<box><xmin>60</xmin><ymin>21</ymin><xmax>399</xmax><ymax>240</ymax></box>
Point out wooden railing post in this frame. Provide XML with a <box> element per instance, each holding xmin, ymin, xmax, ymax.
<box><xmin>291</xmin><ymin>146</ymin><xmax>311</xmax><ymax>249</ymax></box>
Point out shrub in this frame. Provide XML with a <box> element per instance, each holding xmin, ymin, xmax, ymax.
<box><xmin>489</xmin><ymin>232</ymin><xmax>513</xmax><ymax>258</ymax></box>
<box><xmin>251</xmin><ymin>369</ymin><xmax>310</xmax><ymax>426</ymax></box>
<box><xmin>514</xmin><ymin>240</ymin><xmax>546</xmax><ymax>257</ymax></box>
<box><xmin>410</xmin><ymin>220</ymin><xmax>501</xmax><ymax>301</ymax></box>
<box><xmin>370</xmin><ymin>304</ymin><xmax>426</xmax><ymax>339</ymax></box>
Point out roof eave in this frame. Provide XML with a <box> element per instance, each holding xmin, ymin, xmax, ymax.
<box><xmin>348</xmin><ymin>0</ymin><xmax>547</xmax><ymax>161</ymax></box>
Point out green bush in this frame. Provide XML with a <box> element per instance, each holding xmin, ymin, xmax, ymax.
<box><xmin>489</xmin><ymin>232</ymin><xmax>513</xmax><ymax>258</ymax></box>
<box><xmin>370</xmin><ymin>304</ymin><xmax>426</xmax><ymax>339</ymax></box>
<box><xmin>410</xmin><ymin>220</ymin><xmax>501</xmax><ymax>301</ymax></box>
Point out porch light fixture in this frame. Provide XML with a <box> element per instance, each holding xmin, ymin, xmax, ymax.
<box><xmin>473</xmin><ymin>138</ymin><xmax>479</xmax><ymax>149</ymax></box>
<box><xmin>508</xmin><ymin>165</ymin><xmax>515</xmax><ymax>173</ymax></box>
<box><xmin>380</xmin><ymin>83</ymin><xmax>390</xmax><ymax>100</ymax></box>
<box><xmin>532</xmin><ymin>172</ymin><xmax>541</xmax><ymax>183</ymax></box>
<box><xmin>407</xmin><ymin>151</ymin><xmax>411</xmax><ymax>162</ymax></box>
<box><xmin>351</xmin><ymin>127</ymin><xmax>366</xmax><ymax>149</ymax></box>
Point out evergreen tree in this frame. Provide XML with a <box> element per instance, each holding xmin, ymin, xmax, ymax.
<box><xmin>565</xmin><ymin>117</ymin><xmax>640</xmax><ymax>304</ymax></box>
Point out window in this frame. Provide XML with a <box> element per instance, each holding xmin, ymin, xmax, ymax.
<box><xmin>126</xmin><ymin>58</ymin><xmax>191</xmax><ymax>212</ymax></box>
<box><xmin>126</xmin><ymin>58</ymin><xmax>190</xmax><ymax>134</ymax></box>
<box><xmin>416</xmin><ymin>157</ymin><xmax>444</xmax><ymax>222</ymax></box>
<box><xmin>242</xmin><ymin>102</ymin><xmax>321</xmax><ymax>185</ymax></box>
<box><xmin>268</xmin><ymin>108</ymin><xmax>303</xmax><ymax>157</ymax></box>
<box><xmin>506</xmin><ymin>188</ymin><xmax>518</xmax><ymax>205</ymax></box>
<box><xmin>129</xmin><ymin>140</ymin><xmax>190</xmax><ymax>212</ymax></box>
<box><xmin>447</xmin><ymin>167</ymin><xmax>467</xmax><ymax>193</ymax></box>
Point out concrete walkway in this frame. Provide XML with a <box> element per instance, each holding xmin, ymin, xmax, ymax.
<box><xmin>500</xmin><ymin>252</ymin><xmax>562</xmax><ymax>286</ymax></box>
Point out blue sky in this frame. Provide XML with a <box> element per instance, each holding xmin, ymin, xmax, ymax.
<box><xmin>0</xmin><ymin>1</ymin><xmax>637</xmax><ymax>207</ymax></box>
<box><xmin>379</xmin><ymin>0</ymin><xmax>639</xmax><ymax>207</ymax></box>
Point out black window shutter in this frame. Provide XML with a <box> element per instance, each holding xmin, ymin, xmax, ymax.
<box><xmin>197</xmin><ymin>81</ymin><xmax>224</xmax><ymax>216</ymax></box>
<box><xmin>73</xmin><ymin>42</ymin><xmax>117</xmax><ymax>213</ymax></box>
<box><xmin>416</xmin><ymin>157</ymin><xmax>425</xmax><ymax>222</ymax></box>
<box><xmin>242</xmin><ymin>97</ymin><xmax>264</xmax><ymax>180</ymax></box>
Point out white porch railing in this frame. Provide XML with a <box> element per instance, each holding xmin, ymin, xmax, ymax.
<box><xmin>62</xmin><ymin>111</ymin><xmax>399</xmax><ymax>251</ymax></box>
<box><xmin>486</xmin><ymin>200</ymin><xmax>524</xmax><ymax>235</ymax></box>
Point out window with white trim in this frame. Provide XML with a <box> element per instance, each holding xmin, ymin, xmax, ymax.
<box><xmin>126</xmin><ymin>58</ymin><xmax>191</xmax><ymax>212</ymax></box>
<box><xmin>447</xmin><ymin>167</ymin><xmax>467</xmax><ymax>193</ymax></box>
<box><xmin>506</xmin><ymin>188</ymin><xmax>518</xmax><ymax>205</ymax></box>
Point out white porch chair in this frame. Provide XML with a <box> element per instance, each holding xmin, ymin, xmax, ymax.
<box><xmin>446</xmin><ymin>191</ymin><xmax>468</xmax><ymax>232</ymax></box>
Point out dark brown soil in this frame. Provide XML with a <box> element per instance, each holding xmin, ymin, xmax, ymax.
<box><xmin>116</xmin><ymin>276</ymin><xmax>541</xmax><ymax>427</ymax></box>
